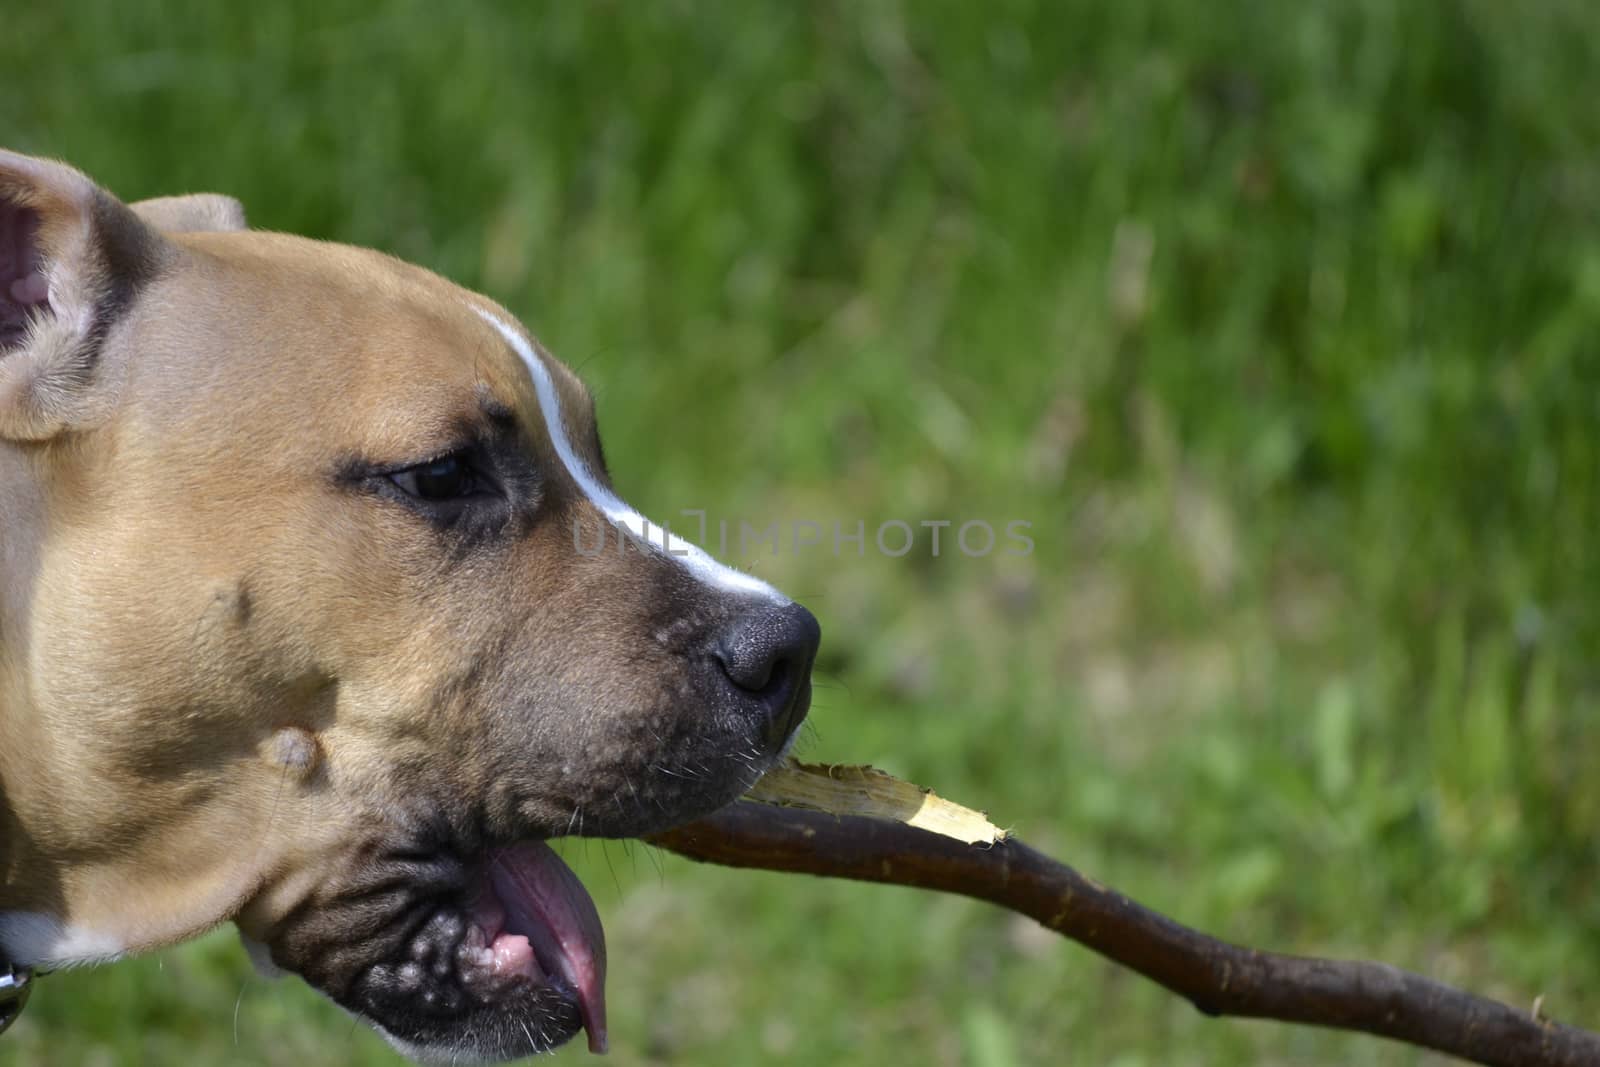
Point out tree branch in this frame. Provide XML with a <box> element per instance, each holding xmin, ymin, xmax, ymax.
<box><xmin>645</xmin><ymin>802</ymin><xmax>1599</xmax><ymax>1067</ymax></box>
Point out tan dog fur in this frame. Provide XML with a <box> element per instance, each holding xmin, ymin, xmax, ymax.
<box><xmin>0</xmin><ymin>149</ymin><xmax>817</xmax><ymax>1060</ymax></box>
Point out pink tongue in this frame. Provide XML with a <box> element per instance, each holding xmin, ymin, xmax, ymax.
<box><xmin>490</xmin><ymin>842</ymin><xmax>609</xmax><ymax>1054</ymax></box>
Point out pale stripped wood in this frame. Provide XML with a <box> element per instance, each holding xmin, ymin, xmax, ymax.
<box><xmin>744</xmin><ymin>759</ymin><xmax>1007</xmax><ymax>845</ymax></box>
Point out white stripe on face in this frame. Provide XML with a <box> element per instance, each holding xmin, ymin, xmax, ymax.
<box><xmin>473</xmin><ymin>307</ymin><xmax>787</xmax><ymax>603</ymax></box>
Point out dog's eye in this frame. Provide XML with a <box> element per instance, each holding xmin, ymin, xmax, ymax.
<box><xmin>391</xmin><ymin>454</ymin><xmax>478</xmax><ymax>501</ymax></box>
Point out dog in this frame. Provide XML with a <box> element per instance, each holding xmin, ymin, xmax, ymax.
<box><xmin>0</xmin><ymin>148</ymin><xmax>820</xmax><ymax>1061</ymax></box>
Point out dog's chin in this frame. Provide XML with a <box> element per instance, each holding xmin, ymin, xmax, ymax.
<box><xmin>368</xmin><ymin>982</ymin><xmax>584</xmax><ymax>1066</ymax></box>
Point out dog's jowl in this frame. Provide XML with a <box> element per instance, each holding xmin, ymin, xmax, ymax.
<box><xmin>0</xmin><ymin>149</ymin><xmax>819</xmax><ymax>1061</ymax></box>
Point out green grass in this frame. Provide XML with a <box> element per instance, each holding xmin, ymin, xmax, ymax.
<box><xmin>4</xmin><ymin>1</ymin><xmax>1599</xmax><ymax>1063</ymax></box>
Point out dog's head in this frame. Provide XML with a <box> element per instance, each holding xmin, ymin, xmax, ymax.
<box><xmin>0</xmin><ymin>150</ymin><xmax>818</xmax><ymax>1059</ymax></box>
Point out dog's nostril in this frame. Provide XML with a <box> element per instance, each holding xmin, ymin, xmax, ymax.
<box><xmin>719</xmin><ymin>638</ymin><xmax>787</xmax><ymax>694</ymax></box>
<box><xmin>759</xmin><ymin>659</ymin><xmax>790</xmax><ymax>697</ymax></box>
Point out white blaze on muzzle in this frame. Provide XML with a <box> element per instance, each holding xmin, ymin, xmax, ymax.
<box><xmin>472</xmin><ymin>306</ymin><xmax>787</xmax><ymax>604</ymax></box>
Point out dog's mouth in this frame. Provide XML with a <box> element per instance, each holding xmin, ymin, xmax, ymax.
<box><xmin>476</xmin><ymin>842</ymin><xmax>608</xmax><ymax>1053</ymax></box>
<box><xmin>283</xmin><ymin>727</ymin><xmax>806</xmax><ymax>1062</ymax></box>
<box><xmin>332</xmin><ymin>841</ymin><xmax>608</xmax><ymax>1061</ymax></box>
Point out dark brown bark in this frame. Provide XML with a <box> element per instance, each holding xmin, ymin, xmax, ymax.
<box><xmin>646</xmin><ymin>802</ymin><xmax>1599</xmax><ymax>1067</ymax></box>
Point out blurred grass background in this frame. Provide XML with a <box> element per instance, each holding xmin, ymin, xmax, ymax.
<box><xmin>4</xmin><ymin>1</ymin><xmax>1598</xmax><ymax>1063</ymax></box>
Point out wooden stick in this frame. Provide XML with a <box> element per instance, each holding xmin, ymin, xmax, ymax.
<box><xmin>646</xmin><ymin>802</ymin><xmax>1599</xmax><ymax>1067</ymax></box>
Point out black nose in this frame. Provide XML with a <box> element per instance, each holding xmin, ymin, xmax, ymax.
<box><xmin>714</xmin><ymin>601</ymin><xmax>822</xmax><ymax>751</ymax></box>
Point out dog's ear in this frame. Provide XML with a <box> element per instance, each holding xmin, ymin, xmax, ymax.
<box><xmin>131</xmin><ymin>193</ymin><xmax>247</xmax><ymax>234</ymax></box>
<box><xmin>0</xmin><ymin>149</ymin><xmax>171</xmax><ymax>442</ymax></box>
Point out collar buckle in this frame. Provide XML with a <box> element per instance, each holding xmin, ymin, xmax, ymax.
<box><xmin>0</xmin><ymin>964</ymin><xmax>32</xmax><ymax>1036</ymax></box>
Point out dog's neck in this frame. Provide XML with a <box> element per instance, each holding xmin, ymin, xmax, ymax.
<box><xmin>0</xmin><ymin>447</ymin><xmax>43</xmax><ymax>871</ymax></box>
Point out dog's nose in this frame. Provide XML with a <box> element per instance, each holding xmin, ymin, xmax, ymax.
<box><xmin>714</xmin><ymin>602</ymin><xmax>821</xmax><ymax>751</ymax></box>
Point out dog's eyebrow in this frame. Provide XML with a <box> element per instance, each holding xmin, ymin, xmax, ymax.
<box><xmin>476</xmin><ymin>390</ymin><xmax>518</xmax><ymax>430</ymax></box>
